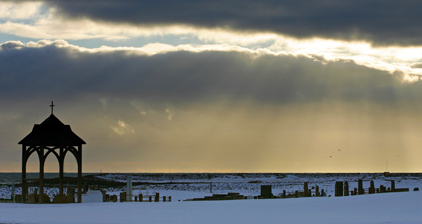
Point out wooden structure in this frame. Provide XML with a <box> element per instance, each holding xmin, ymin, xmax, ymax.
<box><xmin>18</xmin><ymin>103</ymin><xmax>86</xmax><ymax>203</ymax></box>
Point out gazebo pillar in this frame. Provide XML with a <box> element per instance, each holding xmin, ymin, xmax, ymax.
<box><xmin>39</xmin><ymin>146</ymin><xmax>45</xmax><ymax>203</ymax></box>
<box><xmin>21</xmin><ymin>145</ymin><xmax>27</xmax><ymax>203</ymax></box>
<box><xmin>59</xmin><ymin>147</ymin><xmax>64</xmax><ymax>196</ymax></box>
<box><xmin>78</xmin><ymin>145</ymin><xmax>82</xmax><ymax>203</ymax></box>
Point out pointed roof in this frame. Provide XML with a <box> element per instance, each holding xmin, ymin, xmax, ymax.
<box><xmin>18</xmin><ymin>114</ymin><xmax>86</xmax><ymax>146</ymax></box>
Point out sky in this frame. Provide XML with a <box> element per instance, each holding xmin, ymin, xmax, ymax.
<box><xmin>1</xmin><ymin>0</ymin><xmax>422</xmax><ymax>173</ymax></box>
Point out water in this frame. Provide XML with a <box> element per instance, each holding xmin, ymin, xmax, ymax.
<box><xmin>0</xmin><ymin>173</ymin><xmax>99</xmax><ymax>183</ymax></box>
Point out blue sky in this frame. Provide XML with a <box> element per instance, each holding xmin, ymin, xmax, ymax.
<box><xmin>1</xmin><ymin>1</ymin><xmax>422</xmax><ymax>173</ymax></box>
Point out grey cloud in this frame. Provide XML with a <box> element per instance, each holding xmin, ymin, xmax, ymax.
<box><xmin>411</xmin><ymin>63</ymin><xmax>422</xmax><ymax>69</ymax></box>
<box><xmin>2</xmin><ymin>41</ymin><xmax>422</xmax><ymax>172</ymax></box>
<box><xmin>0</xmin><ymin>41</ymin><xmax>24</xmax><ymax>51</ymax></box>
<box><xmin>0</xmin><ymin>42</ymin><xmax>417</xmax><ymax>109</ymax></box>
<box><xmin>45</xmin><ymin>0</ymin><xmax>422</xmax><ymax>46</ymax></box>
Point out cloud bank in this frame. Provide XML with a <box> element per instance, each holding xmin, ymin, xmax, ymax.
<box><xmin>46</xmin><ymin>0</ymin><xmax>422</xmax><ymax>46</ymax></box>
<box><xmin>1</xmin><ymin>40</ymin><xmax>422</xmax><ymax>172</ymax></box>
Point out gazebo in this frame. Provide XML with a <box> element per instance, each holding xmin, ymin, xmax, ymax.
<box><xmin>18</xmin><ymin>103</ymin><xmax>86</xmax><ymax>203</ymax></box>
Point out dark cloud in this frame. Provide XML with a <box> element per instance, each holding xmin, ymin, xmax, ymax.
<box><xmin>0</xmin><ymin>41</ymin><xmax>412</xmax><ymax>108</ymax></box>
<box><xmin>2</xmin><ymin>41</ymin><xmax>422</xmax><ymax>172</ymax></box>
<box><xmin>45</xmin><ymin>0</ymin><xmax>422</xmax><ymax>46</ymax></box>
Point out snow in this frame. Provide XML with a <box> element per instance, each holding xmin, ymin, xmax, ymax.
<box><xmin>1</xmin><ymin>173</ymin><xmax>421</xmax><ymax>223</ymax></box>
<box><xmin>0</xmin><ymin>191</ymin><xmax>421</xmax><ymax>224</ymax></box>
<box><xmin>81</xmin><ymin>190</ymin><xmax>103</xmax><ymax>203</ymax></box>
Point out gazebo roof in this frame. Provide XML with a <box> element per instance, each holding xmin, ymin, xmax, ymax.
<box><xmin>18</xmin><ymin>114</ymin><xmax>86</xmax><ymax>146</ymax></box>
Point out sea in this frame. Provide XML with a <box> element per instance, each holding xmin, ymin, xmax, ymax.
<box><xmin>0</xmin><ymin>173</ymin><xmax>99</xmax><ymax>183</ymax></box>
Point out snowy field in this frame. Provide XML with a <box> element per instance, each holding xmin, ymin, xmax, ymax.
<box><xmin>1</xmin><ymin>173</ymin><xmax>421</xmax><ymax>223</ymax></box>
<box><xmin>3</xmin><ymin>173</ymin><xmax>422</xmax><ymax>201</ymax></box>
<box><xmin>0</xmin><ymin>191</ymin><xmax>421</xmax><ymax>224</ymax></box>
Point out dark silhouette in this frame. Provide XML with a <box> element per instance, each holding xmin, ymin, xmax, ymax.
<box><xmin>18</xmin><ymin>103</ymin><xmax>86</xmax><ymax>203</ymax></box>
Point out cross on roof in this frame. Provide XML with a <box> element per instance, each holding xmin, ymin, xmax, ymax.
<box><xmin>50</xmin><ymin>101</ymin><xmax>55</xmax><ymax>114</ymax></box>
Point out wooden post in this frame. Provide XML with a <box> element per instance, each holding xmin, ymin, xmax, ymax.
<box><xmin>316</xmin><ymin>186</ymin><xmax>320</xmax><ymax>196</ymax></box>
<box><xmin>283</xmin><ymin>190</ymin><xmax>286</xmax><ymax>198</ymax></box>
<box><xmin>39</xmin><ymin>147</ymin><xmax>45</xmax><ymax>203</ymax></box>
<box><xmin>163</xmin><ymin>196</ymin><xmax>166</xmax><ymax>202</ymax></box>
<box><xmin>149</xmin><ymin>196</ymin><xmax>152</xmax><ymax>202</ymax></box>
<box><xmin>321</xmin><ymin>189</ymin><xmax>325</xmax><ymax>196</ymax></box>
<box><xmin>139</xmin><ymin>194</ymin><xmax>143</xmax><ymax>202</ymax></box>
<box><xmin>22</xmin><ymin>145</ymin><xmax>27</xmax><ymax>203</ymax></box>
<box><xmin>59</xmin><ymin>147</ymin><xmax>64</xmax><ymax>196</ymax></box>
<box><xmin>169</xmin><ymin>196</ymin><xmax>171</xmax><ymax>202</ymax></box>
<box><xmin>77</xmin><ymin>145</ymin><xmax>83</xmax><ymax>203</ymax></box>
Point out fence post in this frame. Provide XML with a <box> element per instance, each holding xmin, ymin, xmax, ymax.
<box><xmin>149</xmin><ymin>196</ymin><xmax>152</xmax><ymax>202</ymax></box>
<box><xmin>139</xmin><ymin>194</ymin><xmax>143</xmax><ymax>202</ymax></box>
<box><xmin>163</xmin><ymin>196</ymin><xmax>166</xmax><ymax>202</ymax></box>
<box><xmin>169</xmin><ymin>196</ymin><xmax>172</xmax><ymax>202</ymax></box>
<box><xmin>155</xmin><ymin>193</ymin><xmax>160</xmax><ymax>202</ymax></box>
<box><xmin>315</xmin><ymin>186</ymin><xmax>320</xmax><ymax>197</ymax></box>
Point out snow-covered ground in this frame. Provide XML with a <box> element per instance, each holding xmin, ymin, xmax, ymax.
<box><xmin>2</xmin><ymin>173</ymin><xmax>422</xmax><ymax>201</ymax></box>
<box><xmin>1</xmin><ymin>173</ymin><xmax>421</xmax><ymax>223</ymax></box>
<box><xmin>97</xmin><ymin>173</ymin><xmax>422</xmax><ymax>201</ymax></box>
<box><xmin>0</xmin><ymin>191</ymin><xmax>421</xmax><ymax>224</ymax></box>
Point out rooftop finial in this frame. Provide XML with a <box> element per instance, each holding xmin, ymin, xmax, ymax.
<box><xmin>50</xmin><ymin>101</ymin><xmax>55</xmax><ymax>114</ymax></box>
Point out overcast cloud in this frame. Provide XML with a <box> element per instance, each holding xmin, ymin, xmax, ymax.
<box><xmin>1</xmin><ymin>41</ymin><xmax>422</xmax><ymax>172</ymax></box>
<box><xmin>47</xmin><ymin>0</ymin><xmax>422</xmax><ymax>46</ymax></box>
<box><xmin>1</xmin><ymin>1</ymin><xmax>422</xmax><ymax>173</ymax></box>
